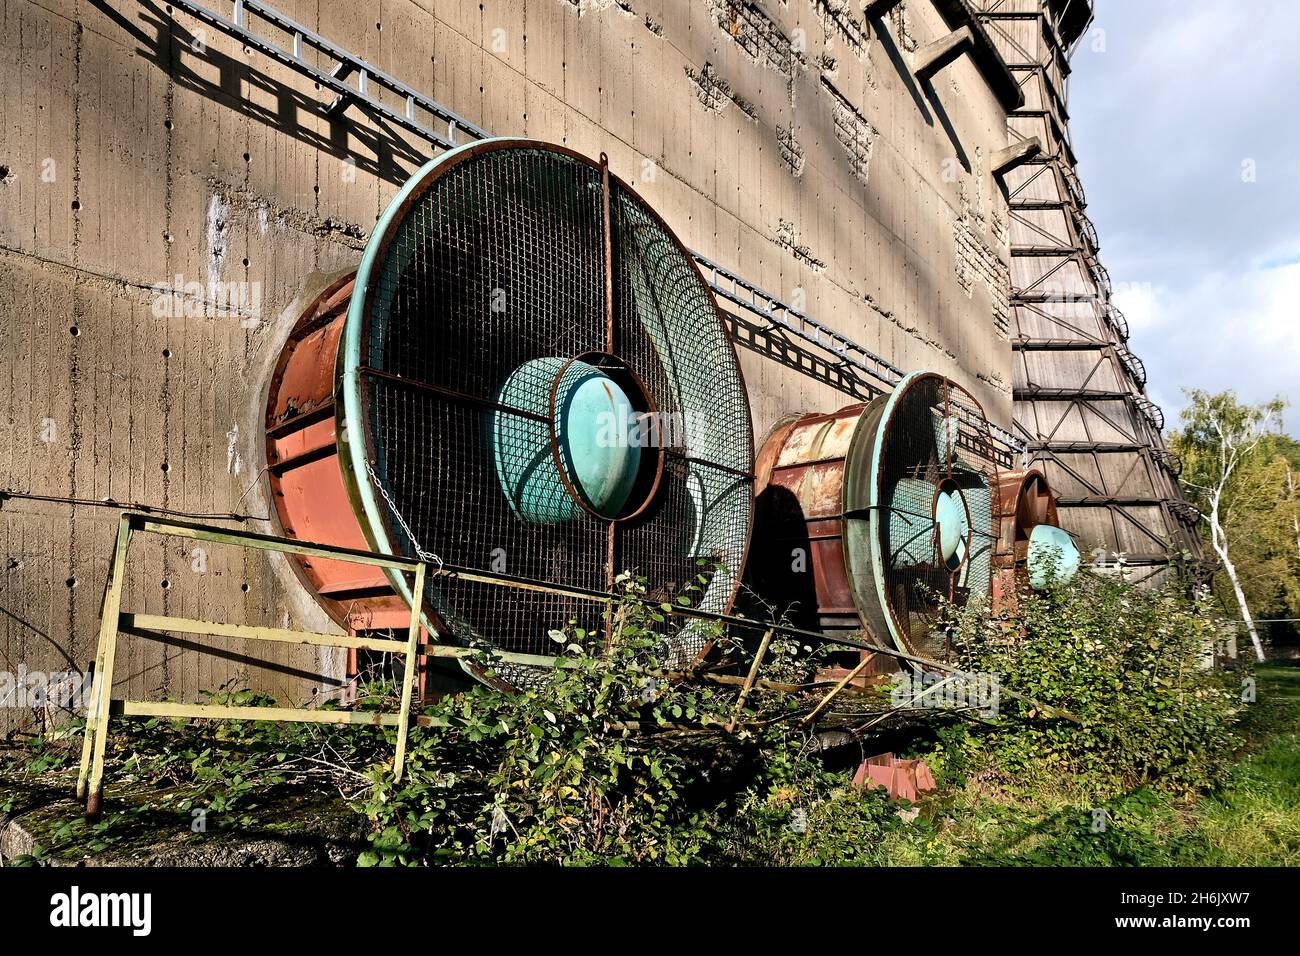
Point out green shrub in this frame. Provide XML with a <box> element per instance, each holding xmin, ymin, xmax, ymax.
<box><xmin>17</xmin><ymin>564</ymin><xmax>1252</xmax><ymax>866</ymax></box>
<box><xmin>355</xmin><ymin>569</ymin><xmax>763</xmax><ymax>865</ymax></box>
<box><xmin>946</xmin><ymin>571</ymin><xmax>1244</xmax><ymax>796</ymax></box>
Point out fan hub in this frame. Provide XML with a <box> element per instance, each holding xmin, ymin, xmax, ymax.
<box><xmin>1027</xmin><ymin>524</ymin><xmax>1081</xmax><ymax>587</ymax></box>
<box><xmin>934</xmin><ymin>479</ymin><xmax>972</xmax><ymax>571</ymax></box>
<box><xmin>492</xmin><ymin>357</ymin><xmax>645</xmax><ymax>523</ymax></box>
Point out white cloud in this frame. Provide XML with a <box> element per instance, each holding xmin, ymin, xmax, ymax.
<box><xmin>1071</xmin><ymin>0</ymin><xmax>1300</xmax><ymax>432</ymax></box>
<box><xmin>1244</xmin><ymin>263</ymin><xmax>1300</xmax><ymax>358</ymax></box>
<box><xmin>1111</xmin><ymin>281</ymin><xmax>1161</xmax><ymax>332</ymax></box>
<box><xmin>1119</xmin><ymin>262</ymin><xmax>1300</xmax><ymax>428</ymax></box>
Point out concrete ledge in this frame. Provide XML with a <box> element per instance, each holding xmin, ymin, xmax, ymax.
<box><xmin>931</xmin><ymin>0</ymin><xmax>1026</xmax><ymax>111</ymax></box>
<box><xmin>993</xmin><ymin>137</ymin><xmax>1043</xmax><ymax>176</ymax></box>
<box><xmin>914</xmin><ymin>26</ymin><xmax>975</xmax><ymax>80</ymax></box>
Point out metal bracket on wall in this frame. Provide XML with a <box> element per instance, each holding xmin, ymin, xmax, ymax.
<box><xmin>75</xmin><ymin>512</ymin><xmax>427</xmax><ymax>818</ymax></box>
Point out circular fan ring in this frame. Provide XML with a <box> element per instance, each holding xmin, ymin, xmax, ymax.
<box><xmin>334</xmin><ymin>138</ymin><xmax>754</xmax><ymax>684</ymax></box>
<box><xmin>842</xmin><ymin>371</ymin><xmax>1001</xmax><ymax>663</ymax></box>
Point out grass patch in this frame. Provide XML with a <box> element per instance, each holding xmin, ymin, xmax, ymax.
<box><xmin>868</xmin><ymin>662</ymin><xmax>1300</xmax><ymax>867</ymax></box>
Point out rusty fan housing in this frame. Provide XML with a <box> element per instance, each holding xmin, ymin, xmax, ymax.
<box><xmin>991</xmin><ymin>468</ymin><xmax>1079</xmax><ymax>609</ymax></box>
<box><xmin>265</xmin><ymin>139</ymin><xmax>754</xmax><ymax>687</ymax></box>
<box><xmin>751</xmin><ymin>371</ymin><xmax>1000</xmax><ymax>666</ymax></box>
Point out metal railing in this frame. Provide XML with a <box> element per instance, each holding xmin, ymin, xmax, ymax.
<box><xmin>1076</xmin><ymin>210</ymin><xmax>1099</xmax><ymax>254</ymax></box>
<box><xmin>1132</xmin><ymin>395</ymin><xmax>1165</xmax><ymax>433</ymax></box>
<box><xmin>76</xmin><ymin>512</ymin><xmax>427</xmax><ymax>815</ymax></box>
<box><xmin>1087</xmin><ymin>255</ymin><xmax>1113</xmax><ymax>302</ymax></box>
<box><xmin>75</xmin><ymin>512</ymin><xmax>1083</xmax><ymax>812</ymax></box>
<box><xmin>1060</xmin><ymin>161</ymin><xmax>1087</xmax><ymax>210</ymax></box>
<box><xmin>1108</xmin><ymin>305</ymin><xmax>1130</xmax><ymax>342</ymax></box>
<box><xmin>692</xmin><ymin>252</ymin><xmax>1025</xmax><ymax>462</ymax></box>
<box><xmin>1153</xmin><ymin>448</ymin><xmax>1183</xmax><ymax>478</ymax></box>
<box><xmin>1116</xmin><ymin>342</ymin><xmax>1148</xmax><ymax>388</ymax></box>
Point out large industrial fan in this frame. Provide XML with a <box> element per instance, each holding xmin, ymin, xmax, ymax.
<box><xmin>750</xmin><ymin>371</ymin><xmax>999</xmax><ymax>666</ymax></box>
<box><xmin>854</xmin><ymin>372</ymin><xmax>998</xmax><ymax>660</ymax></box>
<box><xmin>265</xmin><ymin>139</ymin><xmax>754</xmax><ymax>689</ymax></box>
<box><xmin>991</xmin><ymin>468</ymin><xmax>1080</xmax><ymax>609</ymax></box>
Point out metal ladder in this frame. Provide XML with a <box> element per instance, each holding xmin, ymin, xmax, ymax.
<box><xmin>171</xmin><ymin>0</ymin><xmax>488</xmax><ymax>151</ymax></box>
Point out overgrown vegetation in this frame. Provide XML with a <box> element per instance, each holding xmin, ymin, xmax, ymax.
<box><xmin>4</xmin><ymin>569</ymin><xmax>1293</xmax><ymax>867</ymax></box>
<box><xmin>944</xmin><ymin>571</ymin><xmax>1243</xmax><ymax>797</ymax></box>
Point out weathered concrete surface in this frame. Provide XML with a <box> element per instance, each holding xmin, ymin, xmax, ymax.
<box><xmin>0</xmin><ymin>754</ymin><xmax>364</xmax><ymax>865</ymax></box>
<box><xmin>0</xmin><ymin>0</ymin><xmax>1017</xmax><ymax>732</ymax></box>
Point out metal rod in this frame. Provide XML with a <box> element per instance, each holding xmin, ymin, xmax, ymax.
<box><xmin>121</xmin><ymin>613</ymin><xmax>409</xmax><ymax>654</ymax></box>
<box><xmin>1</xmin><ymin>489</ymin><xmax>264</xmax><ymax>523</ymax></box>
<box><xmin>77</xmin><ymin>513</ymin><xmax>132</xmax><ymax>807</ymax></box>
<box><xmin>119</xmin><ymin>700</ymin><xmax>403</xmax><ymax>726</ymax></box>
<box><xmin>82</xmin><ymin>514</ymin><xmax>134</xmax><ymax>816</ymax></box>
<box><xmin>802</xmin><ymin>655</ymin><xmax>876</xmax><ymax>725</ymax></box>
<box><xmin>394</xmin><ymin>561</ymin><xmax>426</xmax><ymax>780</ymax></box>
<box><xmin>136</xmin><ymin>515</ymin><xmax>422</xmax><ymax>570</ymax></box>
<box><xmin>358</xmin><ymin>365</ymin><xmax>550</xmax><ymax>424</ymax></box>
<box><xmin>727</xmin><ymin>628</ymin><xmax>774</xmax><ymax>732</ymax></box>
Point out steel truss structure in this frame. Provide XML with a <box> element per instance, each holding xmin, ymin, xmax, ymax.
<box><xmin>974</xmin><ymin>0</ymin><xmax>1204</xmax><ymax>583</ymax></box>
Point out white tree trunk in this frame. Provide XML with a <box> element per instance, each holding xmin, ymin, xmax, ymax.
<box><xmin>1288</xmin><ymin>468</ymin><xmax>1300</xmax><ymax>563</ymax></box>
<box><xmin>1210</xmin><ymin>501</ymin><xmax>1265</xmax><ymax>662</ymax></box>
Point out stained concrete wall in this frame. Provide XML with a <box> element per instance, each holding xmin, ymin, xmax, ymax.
<box><xmin>0</xmin><ymin>0</ymin><xmax>1016</xmax><ymax>732</ymax></box>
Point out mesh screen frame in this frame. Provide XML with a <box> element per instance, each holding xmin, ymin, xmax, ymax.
<box><xmin>337</xmin><ymin>139</ymin><xmax>754</xmax><ymax>679</ymax></box>
<box><xmin>845</xmin><ymin>371</ymin><xmax>1001</xmax><ymax>663</ymax></box>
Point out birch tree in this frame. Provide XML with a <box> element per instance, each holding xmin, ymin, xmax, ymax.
<box><xmin>1172</xmin><ymin>390</ymin><xmax>1285</xmax><ymax>662</ymax></box>
<box><xmin>1288</xmin><ymin>466</ymin><xmax>1300</xmax><ymax>563</ymax></box>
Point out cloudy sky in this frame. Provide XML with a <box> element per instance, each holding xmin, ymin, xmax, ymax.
<box><xmin>1068</xmin><ymin>0</ymin><xmax>1300</xmax><ymax>432</ymax></box>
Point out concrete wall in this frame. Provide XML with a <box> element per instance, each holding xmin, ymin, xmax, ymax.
<box><xmin>0</xmin><ymin>0</ymin><xmax>1015</xmax><ymax>732</ymax></box>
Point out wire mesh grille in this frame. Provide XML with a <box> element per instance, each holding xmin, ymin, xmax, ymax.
<box><xmin>353</xmin><ymin>143</ymin><xmax>753</xmax><ymax>667</ymax></box>
<box><xmin>877</xmin><ymin>375</ymin><xmax>999</xmax><ymax>661</ymax></box>
<box><xmin>611</xmin><ymin>187</ymin><xmax>753</xmax><ymax>637</ymax></box>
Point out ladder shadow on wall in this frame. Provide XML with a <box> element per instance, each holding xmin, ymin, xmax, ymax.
<box><xmin>88</xmin><ymin>0</ymin><xmax>425</xmax><ymax>187</ymax></box>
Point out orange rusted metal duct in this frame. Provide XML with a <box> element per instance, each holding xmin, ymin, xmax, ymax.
<box><xmin>749</xmin><ymin>373</ymin><xmax>1009</xmax><ymax>678</ymax></box>
<box><xmin>991</xmin><ymin>468</ymin><xmax>1072</xmax><ymax>610</ymax></box>
<box><xmin>749</xmin><ymin>404</ymin><xmax>897</xmax><ymax>680</ymax></box>
<box><xmin>264</xmin><ymin>274</ymin><xmax>422</xmax><ymax>651</ymax></box>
